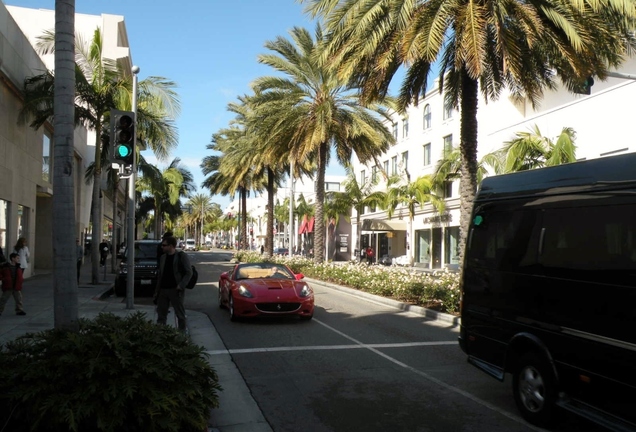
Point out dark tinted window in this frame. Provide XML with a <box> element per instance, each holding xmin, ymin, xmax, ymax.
<box><xmin>467</xmin><ymin>210</ymin><xmax>539</xmax><ymax>271</ymax></box>
<box><xmin>134</xmin><ymin>242</ymin><xmax>159</xmax><ymax>259</ymax></box>
<box><xmin>541</xmin><ymin>204</ymin><xmax>636</xmax><ymax>281</ymax></box>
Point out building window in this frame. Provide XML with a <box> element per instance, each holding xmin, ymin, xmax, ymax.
<box><xmin>443</xmin><ymin>134</ymin><xmax>453</xmax><ymax>157</ymax></box>
<box><xmin>392</xmin><ymin>123</ymin><xmax>398</xmax><ymax>140</ymax></box>
<box><xmin>42</xmin><ymin>132</ymin><xmax>51</xmax><ymax>183</ymax></box>
<box><xmin>0</xmin><ymin>199</ymin><xmax>7</xmax><ymax>254</ymax></box>
<box><xmin>372</xmin><ymin>166</ymin><xmax>378</xmax><ymax>183</ymax></box>
<box><xmin>423</xmin><ymin>104</ymin><xmax>431</xmax><ymax>129</ymax></box>
<box><xmin>443</xmin><ymin>100</ymin><xmax>454</xmax><ymax>120</ymax></box>
<box><xmin>391</xmin><ymin>156</ymin><xmax>398</xmax><ymax>176</ymax></box>
<box><xmin>401</xmin><ymin>151</ymin><xmax>409</xmax><ymax>172</ymax></box>
<box><xmin>370</xmin><ymin>203</ymin><xmax>376</xmax><ymax>212</ymax></box>
<box><xmin>444</xmin><ymin>226</ymin><xmax>460</xmax><ymax>265</ymax></box>
<box><xmin>383</xmin><ymin>160</ymin><xmax>389</xmax><ymax>178</ymax></box>
<box><xmin>443</xmin><ymin>181</ymin><xmax>453</xmax><ymax>198</ymax></box>
<box><xmin>325</xmin><ymin>182</ymin><xmax>340</xmax><ymax>192</ymax></box>
<box><xmin>423</xmin><ymin>143</ymin><xmax>431</xmax><ymax>166</ymax></box>
<box><xmin>360</xmin><ymin>170</ymin><xmax>366</xmax><ymax>186</ymax></box>
<box><xmin>402</xmin><ymin>117</ymin><xmax>409</xmax><ymax>139</ymax></box>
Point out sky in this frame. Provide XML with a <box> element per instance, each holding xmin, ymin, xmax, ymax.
<box><xmin>6</xmin><ymin>0</ymin><xmax>349</xmax><ymax>210</ymax></box>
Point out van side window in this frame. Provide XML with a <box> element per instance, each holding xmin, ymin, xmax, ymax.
<box><xmin>541</xmin><ymin>204</ymin><xmax>636</xmax><ymax>280</ymax></box>
<box><xmin>467</xmin><ymin>210</ymin><xmax>539</xmax><ymax>271</ymax></box>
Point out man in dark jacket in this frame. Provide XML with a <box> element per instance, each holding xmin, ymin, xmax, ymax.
<box><xmin>0</xmin><ymin>253</ymin><xmax>26</xmax><ymax>316</ymax></box>
<box><xmin>154</xmin><ymin>236</ymin><xmax>192</xmax><ymax>332</ymax></box>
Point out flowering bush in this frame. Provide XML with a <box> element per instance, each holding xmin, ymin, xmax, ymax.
<box><xmin>233</xmin><ymin>251</ymin><xmax>461</xmax><ymax>314</ymax></box>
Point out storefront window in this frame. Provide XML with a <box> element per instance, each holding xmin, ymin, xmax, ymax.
<box><xmin>0</xmin><ymin>200</ymin><xmax>7</xmax><ymax>254</ymax></box>
<box><xmin>416</xmin><ymin>230</ymin><xmax>431</xmax><ymax>267</ymax></box>
<box><xmin>42</xmin><ymin>132</ymin><xmax>51</xmax><ymax>183</ymax></box>
<box><xmin>17</xmin><ymin>205</ymin><xmax>29</xmax><ymax>240</ymax></box>
<box><xmin>445</xmin><ymin>226</ymin><xmax>460</xmax><ymax>266</ymax></box>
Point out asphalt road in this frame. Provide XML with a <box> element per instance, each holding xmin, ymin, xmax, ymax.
<box><xmin>135</xmin><ymin>249</ymin><xmax>605</xmax><ymax>432</ymax></box>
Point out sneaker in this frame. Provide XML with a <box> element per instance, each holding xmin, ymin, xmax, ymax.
<box><xmin>16</xmin><ymin>311</ymin><xmax>26</xmax><ymax>316</ymax></box>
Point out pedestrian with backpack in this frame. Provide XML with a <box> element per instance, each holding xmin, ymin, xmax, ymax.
<box><xmin>154</xmin><ymin>236</ymin><xmax>192</xmax><ymax>332</ymax></box>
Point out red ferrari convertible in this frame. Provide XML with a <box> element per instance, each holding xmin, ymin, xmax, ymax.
<box><xmin>218</xmin><ymin>262</ymin><xmax>314</xmax><ymax>321</ymax></box>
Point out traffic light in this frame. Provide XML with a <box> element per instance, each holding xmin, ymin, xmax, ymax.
<box><xmin>573</xmin><ymin>76</ymin><xmax>594</xmax><ymax>95</ymax></box>
<box><xmin>110</xmin><ymin>109</ymin><xmax>135</xmax><ymax>166</ymax></box>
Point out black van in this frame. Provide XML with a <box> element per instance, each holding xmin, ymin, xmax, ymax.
<box><xmin>459</xmin><ymin>153</ymin><xmax>636</xmax><ymax>431</ymax></box>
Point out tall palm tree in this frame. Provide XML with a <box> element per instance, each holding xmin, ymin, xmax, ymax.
<box><xmin>20</xmin><ymin>28</ymin><xmax>179</xmax><ymax>284</ymax></box>
<box><xmin>304</xmin><ymin>0</ymin><xmax>636</xmax><ymax>265</ymax></box>
<box><xmin>52</xmin><ymin>0</ymin><xmax>77</xmax><ymax>331</ymax></box>
<box><xmin>295</xmin><ymin>193</ymin><xmax>316</xmax><ymax>255</ymax></box>
<box><xmin>185</xmin><ymin>193</ymin><xmax>214</xmax><ymax>246</ymax></box>
<box><xmin>251</xmin><ymin>25</ymin><xmax>395</xmax><ymax>263</ymax></box>
<box><xmin>384</xmin><ymin>174</ymin><xmax>445</xmax><ymax>265</ymax></box>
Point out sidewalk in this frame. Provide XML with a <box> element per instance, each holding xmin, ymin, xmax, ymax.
<box><xmin>0</xmin><ymin>259</ymin><xmax>272</xmax><ymax>432</ymax></box>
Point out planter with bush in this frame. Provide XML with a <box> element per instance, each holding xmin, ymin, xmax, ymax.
<box><xmin>0</xmin><ymin>312</ymin><xmax>222</xmax><ymax>432</ymax></box>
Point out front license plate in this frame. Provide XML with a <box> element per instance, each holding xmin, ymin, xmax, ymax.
<box><xmin>141</xmin><ymin>279</ymin><xmax>151</xmax><ymax>285</ymax></box>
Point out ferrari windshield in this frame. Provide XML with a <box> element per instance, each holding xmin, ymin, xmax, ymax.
<box><xmin>235</xmin><ymin>263</ymin><xmax>294</xmax><ymax>280</ymax></box>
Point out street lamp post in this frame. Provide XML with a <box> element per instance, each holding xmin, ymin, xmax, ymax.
<box><xmin>125</xmin><ymin>65</ymin><xmax>140</xmax><ymax>310</ymax></box>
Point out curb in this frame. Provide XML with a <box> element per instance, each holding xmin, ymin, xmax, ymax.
<box><xmin>305</xmin><ymin>277</ymin><xmax>460</xmax><ymax>327</ymax></box>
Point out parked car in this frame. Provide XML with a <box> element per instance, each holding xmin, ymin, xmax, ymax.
<box><xmin>185</xmin><ymin>239</ymin><xmax>196</xmax><ymax>251</ymax></box>
<box><xmin>378</xmin><ymin>255</ymin><xmax>393</xmax><ymax>266</ymax></box>
<box><xmin>114</xmin><ymin>240</ymin><xmax>160</xmax><ymax>297</ymax></box>
<box><xmin>273</xmin><ymin>247</ymin><xmax>289</xmax><ymax>256</ymax></box>
<box><xmin>218</xmin><ymin>262</ymin><xmax>314</xmax><ymax>321</ymax></box>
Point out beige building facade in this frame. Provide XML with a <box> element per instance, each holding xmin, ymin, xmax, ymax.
<box><xmin>1</xmin><ymin>3</ymin><xmax>132</xmax><ymax>276</ymax></box>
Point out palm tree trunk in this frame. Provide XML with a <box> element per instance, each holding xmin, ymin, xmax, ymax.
<box><xmin>267</xmin><ymin>168</ymin><xmax>275</xmax><ymax>255</ymax></box>
<box><xmin>458</xmin><ymin>69</ymin><xmax>479</xmax><ymax>269</ymax></box>
<box><xmin>314</xmin><ymin>142</ymin><xmax>328</xmax><ymax>263</ymax></box>
<box><xmin>53</xmin><ymin>0</ymin><xmax>78</xmax><ymax>331</ymax></box>
<box><xmin>241</xmin><ymin>187</ymin><xmax>248</xmax><ymax>249</ymax></box>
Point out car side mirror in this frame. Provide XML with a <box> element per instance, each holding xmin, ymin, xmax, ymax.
<box><xmin>295</xmin><ymin>273</ymin><xmax>304</xmax><ymax>280</ymax></box>
<box><xmin>220</xmin><ymin>271</ymin><xmax>228</xmax><ymax>279</ymax></box>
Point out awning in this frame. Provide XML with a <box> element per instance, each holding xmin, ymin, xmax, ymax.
<box><xmin>299</xmin><ymin>216</ymin><xmax>315</xmax><ymax>234</ymax></box>
<box><xmin>361</xmin><ymin>218</ymin><xmax>407</xmax><ymax>232</ymax></box>
<box><xmin>298</xmin><ymin>217</ymin><xmax>308</xmax><ymax>234</ymax></box>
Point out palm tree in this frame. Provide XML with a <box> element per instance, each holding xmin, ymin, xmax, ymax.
<box><xmin>384</xmin><ymin>174</ymin><xmax>445</xmax><ymax>266</ymax></box>
<box><xmin>327</xmin><ymin>165</ymin><xmax>387</xmax><ymax>260</ymax></box>
<box><xmin>497</xmin><ymin>125</ymin><xmax>577</xmax><ymax>173</ymax></box>
<box><xmin>20</xmin><ymin>28</ymin><xmax>179</xmax><ymax>284</ymax></box>
<box><xmin>136</xmin><ymin>157</ymin><xmax>195</xmax><ymax>237</ymax></box>
<box><xmin>295</xmin><ymin>193</ymin><xmax>315</xmax><ymax>255</ymax></box>
<box><xmin>251</xmin><ymin>25</ymin><xmax>395</xmax><ymax>263</ymax></box>
<box><xmin>304</xmin><ymin>0</ymin><xmax>636</xmax><ymax>266</ymax></box>
<box><xmin>185</xmin><ymin>194</ymin><xmax>215</xmax><ymax>246</ymax></box>
<box><xmin>52</xmin><ymin>0</ymin><xmax>77</xmax><ymax>331</ymax></box>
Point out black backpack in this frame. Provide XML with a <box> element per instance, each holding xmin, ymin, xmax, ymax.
<box><xmin>178</xmin><ymin>251</ymin><xmax>198</xmax><ymax>289</ymax></box>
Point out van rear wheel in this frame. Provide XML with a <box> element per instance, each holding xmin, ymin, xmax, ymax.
<box><xmin>513</xmin><ymin>352</ymin><xmax>557</xmax><ymax>427</ymax></box>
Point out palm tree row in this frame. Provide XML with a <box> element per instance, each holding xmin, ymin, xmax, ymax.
<box><xmin>204</xmin><ymin>0</ymin><xmax>635</xmax><ymax>265</ymax></box>
<box><xmin>301</xmin><ymin>0</ymin><xmax>636</xmax><ymax>265</ymax></box>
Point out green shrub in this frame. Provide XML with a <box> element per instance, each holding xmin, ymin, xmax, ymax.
<box><xmin>0</xmin><ymin>312</ymin><xmax>222</xmax><ymax>432</ymax></box>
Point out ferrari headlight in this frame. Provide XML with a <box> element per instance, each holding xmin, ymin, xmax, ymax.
<box><xmin>299</xmin><ymin>284</ymin><xmax>311</xmax><ymax>297</ymax></box>
<box><xmin>238</xmin><ymin>285</ymin><xmax>253</xmax><ymax>298</ymax></box>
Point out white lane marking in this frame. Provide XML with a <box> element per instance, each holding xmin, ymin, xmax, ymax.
<box><xmin>205</xmin><ymin>340</ymin><xmax>456</xmax><ymax>356</ymax></box>
<box><xmin>312</xmin><ymin>318</ymin><xmax>547</xmax><ymax>432</ymax></box>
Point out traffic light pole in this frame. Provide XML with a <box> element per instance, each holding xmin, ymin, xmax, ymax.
<box><xmin>126</xmin><ymin>65</ymin><xmax>140</xmax><ymax>309</ymax></box>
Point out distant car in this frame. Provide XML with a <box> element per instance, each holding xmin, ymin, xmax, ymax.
<box><xmin>392</xmin><ymin>255</ymin><xmax>410</xmax><ymax>266</ymax></box>
<box><xmin>185</xmin><ymin>239</ymin><xmax>196</xmax><ymax>251</ymax></box>
<box><xmin>218</xmin><ymin>262</ymin><xmax>314</xmax><ymax>321</ymax></box>
<box><xmin>273</xmin><ymin>247</ymin><xmax>289</xmax><ymax>256</ymax></box>
<box><xmin>379</xmin><ymin>255</ymin><xmax>393</xmax><ymax>266</ymax></box>
<box><xmin>115</xmin><ymin>240</ymin><xmax>160</xmax><ymax>297</ymax></box>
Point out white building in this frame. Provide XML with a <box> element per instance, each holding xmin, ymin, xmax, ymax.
<box><xmin>351</xmin><ymin>60</ymin><xmax>636</xmax><ymax>269</ymax></box>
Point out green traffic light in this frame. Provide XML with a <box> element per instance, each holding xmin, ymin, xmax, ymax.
<box><xmin>116</xmin><ymin>144</ymin><xmax>132</xmax><ymax>158</ymax></box>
